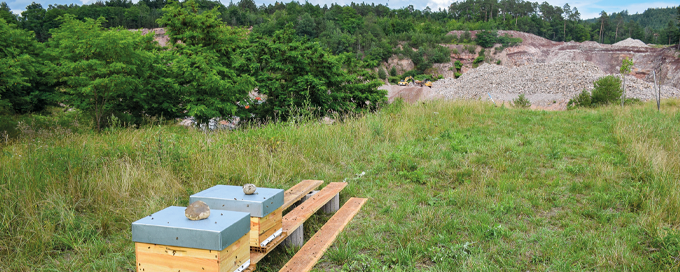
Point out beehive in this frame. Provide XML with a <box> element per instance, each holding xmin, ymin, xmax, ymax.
<box><xmin>132</xmin><ymin>206</ymin><xmax>251</xmax><ymax>272</ymax></box>
<box><xmin>190</xmin><ymin>185</ymin><xmax>284</xmax><ymax>248</ymax></box>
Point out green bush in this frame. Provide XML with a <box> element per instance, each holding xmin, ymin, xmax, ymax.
<box><xmin>568</xmin><ymin>89</ymin><xmax>592</xmax><ymax>109</ymax></box>
<box><xmin>378</xmin><ymin>68</ymin><xmax>387</xmax><ymax>80</ymax></box>
<box><xmin>454</xmin><ymin>60</ymin><xmax>463</xmax><ymax>70</ymax></box>
<box><xmin>475</xmin><ymin>30</ymin><xmax>497</xmax><ymax>48</ymax></box>
<box><xmin>452</xmin><ymin>48</ymin><xmax>459</xmax><ymax>55</ymax></box>
<box><xmin>389</xmin><ymin>66</ymin><xmax>397</xmax><ymax>77</ymax></box>
<box><xmin>464</xmin><ymin>44</ymin><xmax>476</xmax><ymax>54</ymax></box>
<box><xmin>461</xmin><ymin>31</ymin><xmax>472</xmax><ymax>43</ymax></box>
<box><xmin>591</xmin><ymin>75</ymin><xmax>622</xmax><ymax>105</ymax></box>
<box><xmin>388</xmin><ymin>76</ymin><xmax>400</xmax><ymax>84</ymax></box>
<box><xmin>473</xmin><ymin>56</ymin><xmax>484</xmax><ymax>65</ymax></box>
<box><xmin>454</xmin><ymin>72</ymin><xmax>462</xmax><ymax>78</ymax></box>
<box><xmin>512</xmin><ymin>94</ymin><xmax>531</xmax><ymax>108</ymax></box>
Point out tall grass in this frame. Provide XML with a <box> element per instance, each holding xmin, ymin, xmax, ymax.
<box><xmin>1</xmin><ymin>99</ymin><xmax>679</xmax><ymax>270</ymax></box>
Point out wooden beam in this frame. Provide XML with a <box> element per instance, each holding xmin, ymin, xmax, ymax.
<box><xmin>250</xmin><ymin>182</ymin><xmax>347</xmax><ymax>264</ymax></box>
<box><xmin>279</xmin><ymin>198</ymin><xmax>367</xmax><ymax>272</ymax></box>
<box><xmin>282</xmin><ymin>182</ymin><xmax>347</xmax><ymax>234</ymax></box>
<box><xmin>282</xmin><ymin>180</ymin><xmax>323</xmax><ymax>210</ymax></box>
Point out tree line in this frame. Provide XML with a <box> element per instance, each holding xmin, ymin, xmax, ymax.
<box><xmin>0</xmin><ymin>0</ymin><xmax>385</xmax><ymax>131</ymax></box>
<box><xmin>1</xmin><ymin>0</ymin><xmax>679</xmax><ymax>131</ymax></box>
<box><xmin>1</xmin><ymin>0</ymin><xmax>678</xmax><ymax>57</ymax></box>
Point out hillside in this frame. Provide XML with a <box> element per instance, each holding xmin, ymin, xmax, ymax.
<box><xmin>382</xmin><ymin>30</ymin><xmax>680</xmax><ymax>109</ymax></box>
<box><xmin>586</xmin><ymin>6</ymin><xmax>679</xmax><ymax>30</ymax></box>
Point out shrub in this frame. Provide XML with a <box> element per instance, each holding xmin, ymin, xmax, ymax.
<box><xmin>568</xmin><ymin>89</ymin><xmax>592</xmax><ymax>109</ymax></box>
<box><xmin>454</xmin><ymin>60</ymin><xmax>463</xmax><ymax>70</ymax></box>
<box><xmin>496</xmin><ymin>33</ymin><xmax>522</xmax><ymax>47</ymax></box>
<box><xmin>473</xmin><ymin>56</ymin><xmax>484</xmax><ymax>65</ymax></box>
<box><xmin>378</xmin><ymin>68</ymin><xmax>387</xmax><ymax>80</ymax></box>
<box><xmin>388</xmin><ymin>76</ymin><xmax>400</xmax><ymax>84</ymax></box>
<box><xmin>461</xmin><ymin>31</ymin><xmax>472</xmax><ymax>43</ymax></box>
<box><xmin>389</xmin><ymin>66</ymin><xmax>397</xmax><ymax>77</ymax></box>
<box><xmin>512</xmin><ymin>94</ymin><xmax>531</xmax><ymax>108</ymax></box>
<box><xmin>475</xmin><ymin>30</ymin><xmax>498</xmax><ymax>48</ymax></box>
<box><xmin>478</xmin><ymin>48</ymin><xmax>485</xmax><ymax>57</ymax></box>
<box><xmin>452</xmin><ymin>48</ymin><xmax>459</xmax><ymax>55</ymax></box>
<box><xmin>496</xmin><ymin>60</ymin><xmax>501</xmax><ymax>65</ymax></box>
<box><xmin>464</xmin><ymin>44</ymin><xmax>476</xmax><ymax>54</ymax></box>
<box><xmin>454</xmin><ymin>72</ymin><xmax>462</xmax><ymax>78</ymax></box>
<box><xmin>591</xmin><ymin>75</ymin><xmax>622</xmax><ymax>105</ymax></box>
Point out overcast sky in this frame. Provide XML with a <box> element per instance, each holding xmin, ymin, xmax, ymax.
<box><xmin>7</xmin><ymin>0</ymin><xmax>679</xmax><ymax>21</ymax></box>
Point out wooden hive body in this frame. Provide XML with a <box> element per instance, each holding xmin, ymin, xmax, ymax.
<box><xmin>250</xmin><ymin>207</ymin><xmax>282</xmax><ymax>247</ymax></box>
<box><xmin>135</xmin><ymin>233</ymin><xmax>250</xmax><ymax>272</ymax></box>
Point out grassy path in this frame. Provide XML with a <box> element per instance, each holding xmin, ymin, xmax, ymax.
<box><xmin>1</xmin><ymin>100</ymin><xmax>679</xmax><ymax>271</ymax></box>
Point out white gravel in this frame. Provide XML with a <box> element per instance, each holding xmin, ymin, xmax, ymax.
<box><xmin>613</xmin><ymin>38</ymin><xmax>650</xmax><ymax>47</ymax></box>
<box><xmin>432</xmin><ymin>62</ymin><xmax>679</xmax><ymax>107</ymax></box>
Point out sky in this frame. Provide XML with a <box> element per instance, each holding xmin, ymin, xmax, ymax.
<box><xmin>6</xmin><ymin>0</ymin><xmax>680</xmax><ymax>21</ymax></box>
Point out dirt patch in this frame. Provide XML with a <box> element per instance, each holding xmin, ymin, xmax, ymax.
<box><xmin>380</xmin><ymin>84</ymin><xmax>440</xmax><ymax>103</ymax></box>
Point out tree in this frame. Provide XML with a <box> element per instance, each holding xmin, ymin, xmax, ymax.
<box><xmin>247</xmin><ymin>24</ymin><xmax>385</xmax><ymax>120</ymax></box>
<box><xmin>0</xmin><ymin>18</ymin><xmax>52</xmax><ymax>114</ymax></box>
<box><xmin>296</xmin><ymin>13</ymin><xmax>316</xmax><ymax>38</ymax></box>
<box><xmin>20</xmin><ymin>2</ymin><xmax>48</xmax><ymax>41</ymax></box>
<box><xmin>562</xmin><ymin>3</ymin><xmax>571</xmax><ymax>41</ymax></box>
<box><xmin>389</xmin><ymin>66</ymin><xmax>397</xmax><ymax>77</ymax></box>
<box><xmin>157</xmin><ymin>0</ymin><xmax>256</xmax><ymax>124</ymax></box>
<box><xmin>0</xmin><ymin>2</ymin><xmax>16</xmax><ymax>24</ymax></box>
<box><xmin>614</xmin><ymin>14</ymin><xmax>623</xmax><ymax>42</ymax></box>
<box><xmin>598</xmin><ymin>11</ymin><xmax>609</xmax><ymax>43</ymax></box>
<box><xmin>46</xmin><ymin>15</ymin><xmax>159</xmax><ymax>131</ymax></box>
<box><xmin>475</xmin><ymin>30</ymin><xmax>498</xmax><ymax>47</ymax></box>
<box><xmin>378</xmin><ymin>67</ymin><xmax>387</xmax><ymax>80</ymax></box>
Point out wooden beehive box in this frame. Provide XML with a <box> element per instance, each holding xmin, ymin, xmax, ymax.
<box><xmin>132</xmin><ymin>206</ymin><xmax>251</xmax><ymax>272</ymax></box>
<box><xmin>190</xmin><ymin>185</ymin><xmax>284</xmax><ymax>248</ymax></box>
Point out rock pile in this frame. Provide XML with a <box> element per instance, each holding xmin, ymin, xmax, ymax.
<box><xmin>613</xmin><ymin>38</ymin><xmax>650</xmax><ymax>48</ymax></box>
<box><xmin>432</xmin><ymin>62</ymin><xmax>680</xmax><ymax>106</ymax></box>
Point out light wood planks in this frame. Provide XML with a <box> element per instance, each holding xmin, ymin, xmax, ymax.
<box><xmin>278</xmin><ymin>198</ymin><xmax>367</xmax><ymax>272</ymax></box>
<box><xmin>135</xmin><ymin>232</ymin><xmax>250</xmax><ymax>272</ymax></box>
<box><xmin>250</xmin><ymin>182</ymin><xmax>348</xmax><ymax>264</ymax></box>
<box><xmin>282</xmin><ymin>182</ymin><xmax>347</xmax><ymax>234</ymax></box>
<box><xmin>282</xmin><ymin>180</ymin><xmax>323</xmax><ymax>210</ymax></box>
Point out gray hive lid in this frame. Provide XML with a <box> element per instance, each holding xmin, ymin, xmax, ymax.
<box><xmin>131</xmin><ymin>206</ymin><xmax>250</xmax><ymax>251</ymax></box>
<box><xmin>190</xmin><ymin>185</ymin><xmax>284</xmax><ymax>217</ymax></box>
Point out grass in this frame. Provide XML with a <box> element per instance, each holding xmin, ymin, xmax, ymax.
<box><xmin>1</xmin><ymin>99</ymin><xmax>680</xmax><ymax>271</ymax></box>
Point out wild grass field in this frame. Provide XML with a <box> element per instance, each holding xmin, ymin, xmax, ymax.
<box><xmin>1</xmin><ymin>99</ymin><xmax>679</xmax><ymax>271</ymax></box>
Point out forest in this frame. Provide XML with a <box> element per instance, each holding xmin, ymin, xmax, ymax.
<box><xmin>1</xmin><ymin>0</ymin><xmax>679</xmax><ymax>132</ymax></box>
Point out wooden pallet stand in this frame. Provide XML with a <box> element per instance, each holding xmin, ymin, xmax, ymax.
<box><xmin>132</xmin><ymin>180</ymin><xmax>365</xmax><ymax>272</ymax></box>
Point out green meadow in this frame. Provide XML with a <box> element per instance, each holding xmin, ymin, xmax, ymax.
<box><xmin>1</xmin><ymin>99</ymin><xmax>680</xmax><ymax>271</ymax></box>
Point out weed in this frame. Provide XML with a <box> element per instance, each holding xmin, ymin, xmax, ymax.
<box><xmin>512</xmin><ymin>94</ymin><xmax>531</xmax><ymax>108</ymax></box>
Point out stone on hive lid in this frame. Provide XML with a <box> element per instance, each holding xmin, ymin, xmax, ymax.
<box><xmin>243</xmin><ymin>184</ymin><xmax>257</xmax><ymax>195</ymax></box>
<box><xmin>185</xmin><ymin>200</ymin><xmax>210</xmax><ymax>220</ymax></box>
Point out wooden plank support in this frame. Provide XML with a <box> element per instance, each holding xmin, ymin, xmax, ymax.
<box><xmin>282</xmin><ymin>182</ymin><xmax>347</xmax><ymax>234</ymax></box>
<box><xmin>279</xmin><ymin>197</ymin><xmax>367</xmax><ymax>272</ymax></box>
<box><xmin>282</xmin><ymin>180</ymin><xmax>323</xmax><ymax>210</ymax></box>
<box><xmin>250</xmin><ymin>182</ymin><xmax>347</xmax><ymax>264</ymax></box>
